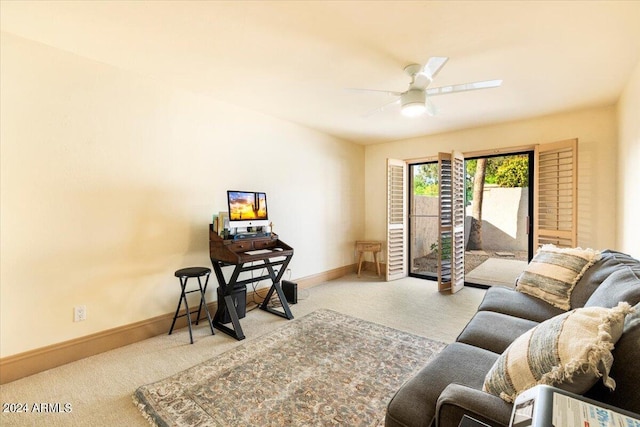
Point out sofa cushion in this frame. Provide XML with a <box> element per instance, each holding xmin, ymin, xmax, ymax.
<box><xmin>584</xmin><ymin>303</ymin><xmax>640</xmax><ymax>414</ymax></box>
<box><xmin>515</xmin><ymin>245</ymin><xmax>600</xmax><ymax>310</ymax></box>
<box><xmin>456</xmin><ymin>311</ymin><xmax>539</xmax><ymax>354</ymax></box>
<box><xmin>482</xmin><ymin>303</ymin><xmax>633</xmax><ymax>403</ymax></box>
<box><xmin>477</xmin><ymin>286</ymin><xmax>565</xmax><ymax>323</ymax></box>
<box><xmin>385</xmin><ymin>342</ymin><xmax>498</xmax><ymax>427</ymax></box>
<box><xmin>571</xmin><ymin>250</ymin><xmax>640</xmax><ymax>308</ymax></box>
<box><xmin>584</xmin><ymin>266</ymin><xmax>640</xmax><ymax>308</ymax></box>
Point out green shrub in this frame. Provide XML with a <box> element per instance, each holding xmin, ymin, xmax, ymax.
<box><xmin>495</xmin><ymin>156</ymin><xmax>528</xmax><ymax>187</ymax></box>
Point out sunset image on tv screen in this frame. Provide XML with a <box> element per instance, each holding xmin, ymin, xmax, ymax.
<box><xmin>229</xmin><ymin>192</ymin><xmax>268</xmax><ymax>220</ymax></box>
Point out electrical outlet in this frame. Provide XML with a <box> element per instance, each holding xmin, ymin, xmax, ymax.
<box><xmin>74</xmin><ymin>305</ymin><xmax>86</xmax><ymax>322</ymax></box>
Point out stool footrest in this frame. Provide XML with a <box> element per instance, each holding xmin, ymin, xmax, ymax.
<box><xmin>174</xmin><ymin>308</ymin><xmax>205</xmax><ymax>318</ymax></box>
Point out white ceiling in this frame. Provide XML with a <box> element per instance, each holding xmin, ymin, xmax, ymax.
<box><xmin>2</xmin><ymin>1</ymin><xmax>639</xmax><ymax>144</ymax></box>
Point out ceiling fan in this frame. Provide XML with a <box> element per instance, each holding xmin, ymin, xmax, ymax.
<box><xmin>353</xmin><ymin>57</ymin><xmax>502</xmax><ymax>117</ymax></box>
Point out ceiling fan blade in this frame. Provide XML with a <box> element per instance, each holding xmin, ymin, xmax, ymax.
<box><xmin>363</xmin><ymin>99</ymin><xmax>400</xmax><ymax>117</ymax></box>
<box><xmin>425</xmin><ymin>97</ymin><xmax>437</xmax><ymax>117</ymax></box>
<box><xmin>426</xmin><ymin>79</ymin><xmax>503</xmax><ymax>96</ymax></box>
<box><xmin>346</xmin><ymin>88</ymin><xmax>403</xmax><ymax>96</ymax></box>
<box><xmin>421</xmin><ymin>56</ymin><xmax>449</xmax><ymax>81</ymax></box>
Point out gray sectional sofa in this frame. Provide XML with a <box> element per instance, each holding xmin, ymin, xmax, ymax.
<box><xmin>385</xmin><ymin>250</ymin><xmax>640</xmax><ymax>427</ymax></box>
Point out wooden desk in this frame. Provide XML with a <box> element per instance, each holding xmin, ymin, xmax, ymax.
<box><xmin>356</xmin><ymin>240</ymin><xmax>382</xmax><ymax>277</ymax></box>
<box><xmin>209</xmin><ymin>228</ymin><xmax>294</xmax><ymax>340</ymax></box>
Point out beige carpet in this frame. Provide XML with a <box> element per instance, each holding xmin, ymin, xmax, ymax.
<box><xmin>0</xmin><ymin>274</ymin><xmax>486</xmax><ymax>426</ymax></box>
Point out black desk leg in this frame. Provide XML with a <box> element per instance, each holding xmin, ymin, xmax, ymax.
<box><xmin>211</xmin><ymin>263</ymin><xmax>246</xmax><ymax>341</ymax></box>
<box><xmin>210</xmin><ymin>256</ymin><xmax>294</xmax><ymax>340</ymax></box>
<box><xmin>212</xmin><ymin>294</ymin><xmax>245</xmax><ymax>340</ymax></box>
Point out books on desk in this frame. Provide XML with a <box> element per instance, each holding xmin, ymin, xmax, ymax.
<box><xmin>212</xmin><ymin>212</ymin><xmax>229</xmax><ymax>236</ymax></box>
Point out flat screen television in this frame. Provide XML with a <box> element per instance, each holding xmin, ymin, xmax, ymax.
<box><xmin>227</xmin><ymin>190</ymin><xmax>269</xmax><ymax>230</ymax></box>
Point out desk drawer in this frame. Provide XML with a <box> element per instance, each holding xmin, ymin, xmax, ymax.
<box><xmin>254</xmin><ymin>239</ymin><xmax>276</xmax><ymax>250</ymax></box>
<box><xmin>228</xmin><ymin>241</ymin><xmax>252</xmax><ymax>252</ymax></box>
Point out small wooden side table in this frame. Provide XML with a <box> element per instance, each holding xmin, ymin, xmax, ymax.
<box><xmin>356</xmin><ymin>240</ymin><xmax>382</xmax><ymax>277</ymax></box>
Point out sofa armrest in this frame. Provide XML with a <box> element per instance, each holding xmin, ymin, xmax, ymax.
<box><xmin>435</xmin><ymin>384</ymin><xmax>513</xmax><ymax>427</ymax></box>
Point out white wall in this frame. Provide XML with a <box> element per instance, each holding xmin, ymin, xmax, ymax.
<box><xmin>0</xmin><ymin>33</ymin><xmax>365</xmax><ymax>357</ymax></box>
<box><xmin>617</xmin><ymin>60</ymin><xmax>640</xmax><ymax>259</ymax></box>
<box><xmin>364</xmin><ymin>106</ymin><xmax>618</xmax><ymax>254</ymax></box>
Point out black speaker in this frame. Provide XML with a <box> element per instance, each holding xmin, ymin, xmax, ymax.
<box><xmin>216</xmin><ymin>286</ymin><xmax>247</xmax><ymax>324</ymax></box>
<box><xmin>282</xmin><ymin>280</ymin><xmax>298</xmax><ymax>304</ymax></box>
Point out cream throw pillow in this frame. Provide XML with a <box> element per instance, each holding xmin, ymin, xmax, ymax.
<box><xmin>482</xmin><ymin>302</ymin><xmax>633</xmax><ymax>403</ymax></box>
<box><xmin>516</xmin><ymin>245</ymin><xmax>600</xmax><ymax>310</ymax></box>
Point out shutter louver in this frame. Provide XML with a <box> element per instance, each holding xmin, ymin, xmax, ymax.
<box><xmin>386</xmin><ymin>159</ymin><xmax>407</xmax><ymax>281</ymax></box>
<box><xmin>451</xmin><ymin>152</ymin><xmax>465</xmax><ymax>293</ymax></box>
<box><xmin>438</xmin><ymin>151</ymin><xmax>465</xmax><ymax>293</ymax></box>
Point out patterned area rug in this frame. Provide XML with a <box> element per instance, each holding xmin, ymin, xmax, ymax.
<box><xmin>133</xmin><ymin>309</ymin><xmax>446</xmax><ymax>426</ymax></box>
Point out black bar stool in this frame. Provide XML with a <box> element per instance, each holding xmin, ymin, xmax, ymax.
<box><xmin>168</xmin><ymin>267</ymin><xmax>215</xmax><ymax>344</ymax></box>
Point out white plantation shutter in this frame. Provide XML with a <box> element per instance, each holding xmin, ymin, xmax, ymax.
<box><xmin>437</xmin><ymin>151</ymin><xmax>465</xmax><ymax>293</ymax></box>
<box><xmin>534</xmin><ymin>139</ymin><xmax>578</xmax><ymax>248</ymax></box>
<box><xmin>437</xmin><ymin>153</ymin><xmax>452</xmax><ymax>291</ymax></box>
<box><xmin>386</xmin><ymin>159</ymin><xmax>407</xmax><ymax>281</ymax></box>
<box><xmin>451</xmin><ymin>151</ymin><xmax>465</xmax><ymax>293</ymax></box>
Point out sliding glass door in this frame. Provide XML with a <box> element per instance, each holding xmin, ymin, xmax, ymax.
<box><xmin>409</xmin><ymin>151</ymin><xmax>534</xmax><ymax>287</ymax></box>
<box><xmin>409</xmin><ymin>162</ymin><xmax>439</xmax><ymax>279</ymax></box>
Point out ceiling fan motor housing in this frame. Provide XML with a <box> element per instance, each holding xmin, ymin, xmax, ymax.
<box><xmin>404</xmin><ymin>63</ymin><xmax>423</xmax><ymax>77</ymax></box>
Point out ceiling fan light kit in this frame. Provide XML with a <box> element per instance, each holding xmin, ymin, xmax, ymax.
<box><xmin>401</xmin><ymin>89</ymin><xmax>427</xmax><ymax>117</ymax></box>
